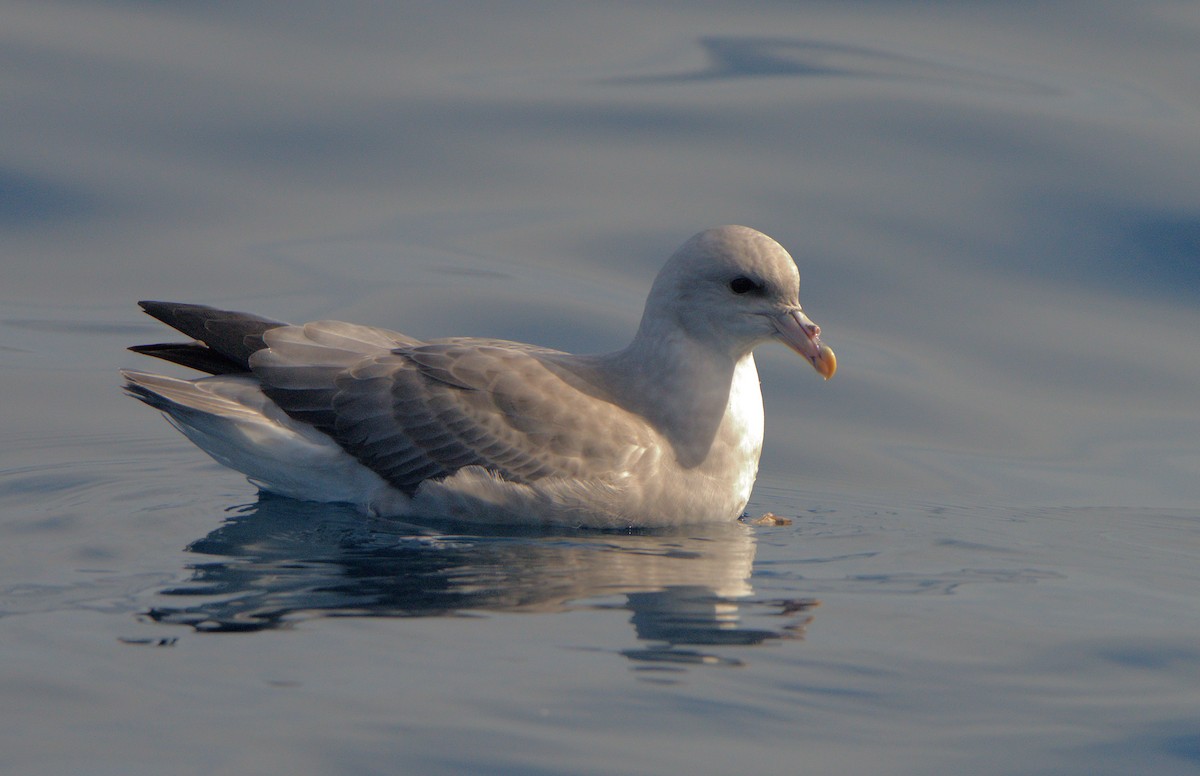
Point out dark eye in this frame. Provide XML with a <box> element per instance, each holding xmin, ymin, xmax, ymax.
<box><xmin>729</xmin><ymin>276</ymin><xmax>763</xmax><ymax>295</ymax></box>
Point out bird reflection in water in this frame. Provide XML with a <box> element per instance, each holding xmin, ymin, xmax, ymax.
<box><xmin>143</xmin><ymin>495</ymin><xmax>817</xmax><ymax>668</ymax></box>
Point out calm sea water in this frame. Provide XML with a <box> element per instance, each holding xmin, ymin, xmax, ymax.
<box><xmin>2</xmin><ymin>3</ymin><xmax>1198</xmax><ymax>774</ymax></box>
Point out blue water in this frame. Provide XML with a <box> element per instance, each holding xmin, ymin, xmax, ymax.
<box><xmin>2</xmin><ymin>3</ymin><xmax>1198</xmax><ymax>774</ymax></box>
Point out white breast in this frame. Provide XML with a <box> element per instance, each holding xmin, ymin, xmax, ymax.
<box><xmin>723</xmin><ymin>353</ymin><xmax>765</xmax><ymax>508</ymax></box>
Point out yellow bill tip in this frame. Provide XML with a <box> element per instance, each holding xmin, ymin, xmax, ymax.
<box><xmin>816</xmin><ymin>345</ymin><xmax>837</xmax><ymax>380</ymax></box>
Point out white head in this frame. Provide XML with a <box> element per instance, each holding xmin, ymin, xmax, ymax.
<box><xmin>640</xmin><ymin>225</ymin><xmax>836</xmax><ymax>378</ymax></box>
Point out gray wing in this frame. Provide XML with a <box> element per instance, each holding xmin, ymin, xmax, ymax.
<box><xmin>252</xmin><ymin>323</ymin><xmax>653</xmax><ymax>494</ymax></box>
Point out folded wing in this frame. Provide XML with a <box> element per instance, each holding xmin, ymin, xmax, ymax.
<box><xmin>251</xmin><ymin>323</ymin><xmax>653</xmax><ymax>495</ymax></box>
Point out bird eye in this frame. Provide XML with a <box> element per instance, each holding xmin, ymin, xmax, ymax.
<box><xmin>729</xmin><ymin>276</ymin><xmax>763</xmax><ymax>295</ymax></box>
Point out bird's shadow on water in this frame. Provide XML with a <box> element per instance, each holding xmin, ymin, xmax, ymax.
<box><xmin>140</xmin><ymin>494</ymin><xmax>816</xmax><ymax>668</ymax></box>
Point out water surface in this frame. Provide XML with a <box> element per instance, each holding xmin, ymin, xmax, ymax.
<box><xmin>2</xmin><ymin>3</ymin><xmax>1198</xmax><ymax>774</ymax></box>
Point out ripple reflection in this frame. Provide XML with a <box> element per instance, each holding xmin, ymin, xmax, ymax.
<box><xmin>145</xmin><ymin>495</ymin><xmax>816</xmax><ymax>667</ymax></box>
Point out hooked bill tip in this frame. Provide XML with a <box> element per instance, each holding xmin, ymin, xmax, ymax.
<box><xmin>814</xmin><ymin>345</ymin><xmax>837</xmax><ymax>380</ymax></box>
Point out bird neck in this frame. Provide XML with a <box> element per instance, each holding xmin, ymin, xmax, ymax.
<box><xmin>603</xmin><ymin>326</ymin><xmax>757</xmax><ymax>468</ymax></box>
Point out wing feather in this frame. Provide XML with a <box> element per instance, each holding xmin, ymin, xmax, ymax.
<box><xmin>249</xmin><ymin>322</ymin><xmax>654</xmax><ymax>495</ymax></box>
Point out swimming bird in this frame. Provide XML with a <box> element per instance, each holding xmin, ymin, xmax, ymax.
<box><xmin>122</xmin><ymin>225</ymin><xmax>836</xmax><ymax>528</ymax></box>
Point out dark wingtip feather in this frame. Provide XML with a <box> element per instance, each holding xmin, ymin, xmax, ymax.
<box><xmin>128</xmin><ymin>342</ymin><xmax>247</xmax><ymax>375</ymax></box>
<box><xmin>137</xmin><ymin>300</ymin><xmax>217</xmax><ymax>323</ymax></box>
<box><xmin>133</xmin><ymin>301</ymin><xmax>287</xmax><ymax>371</ymax></box>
